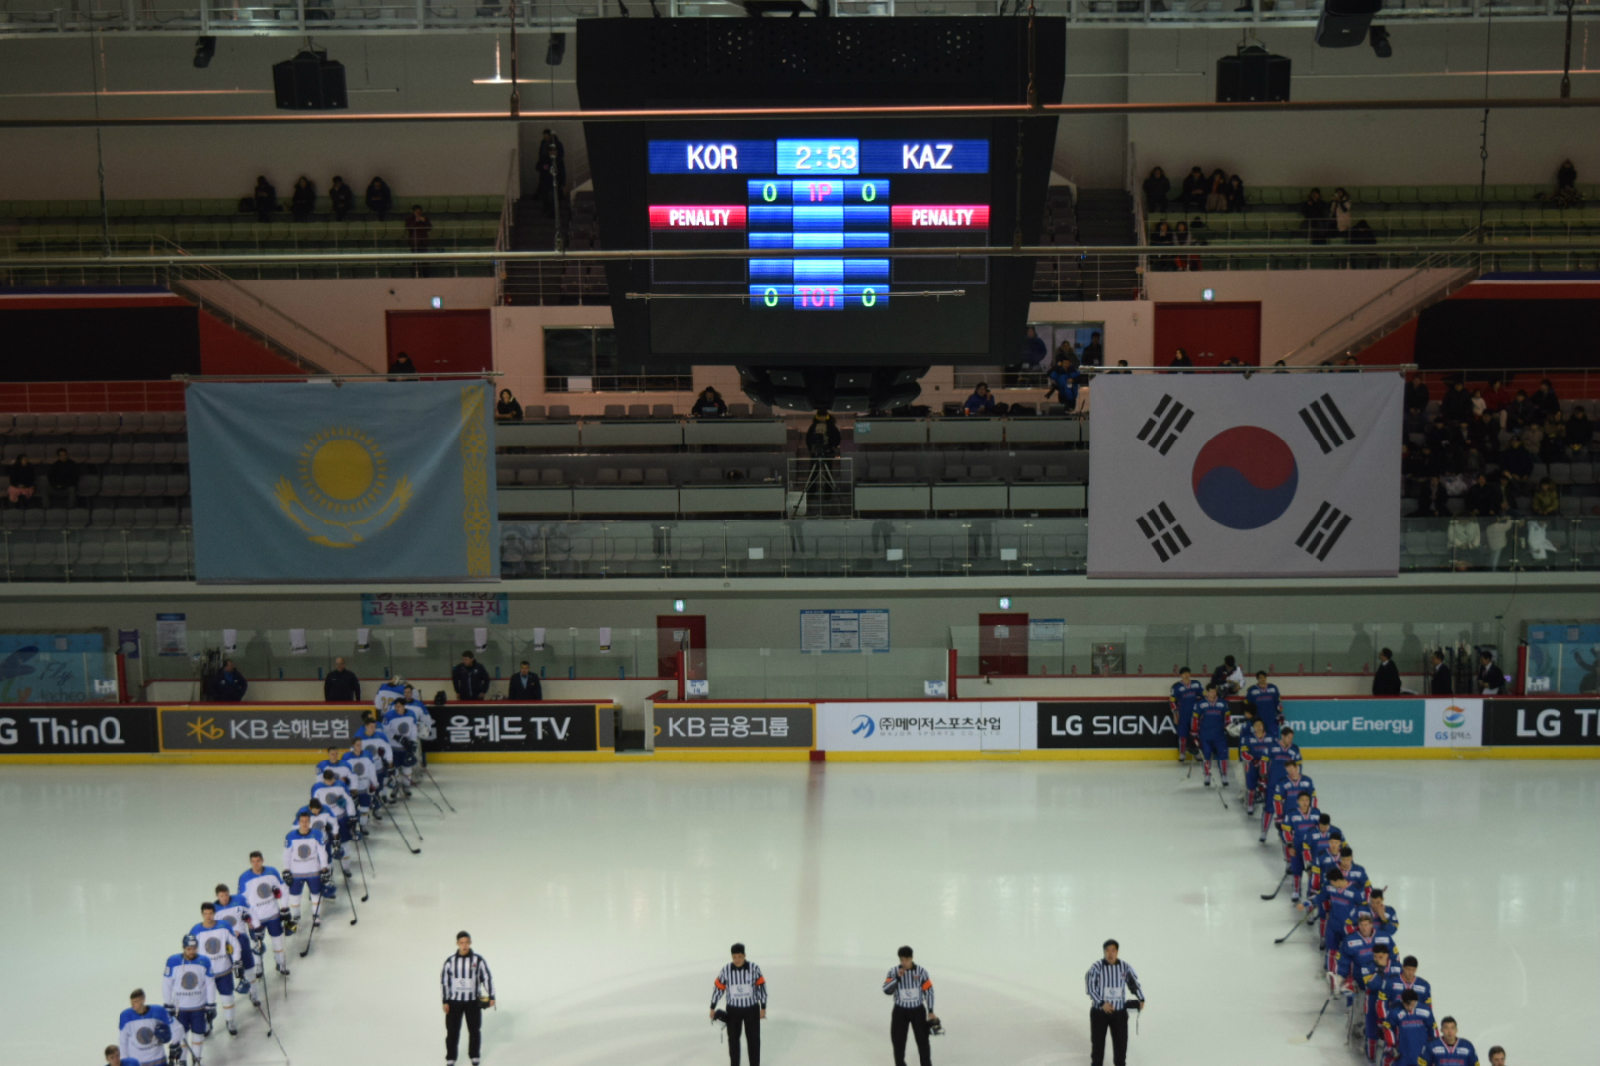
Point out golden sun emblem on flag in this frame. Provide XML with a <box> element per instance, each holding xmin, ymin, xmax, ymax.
<box><xmin>272</xmin><ymin>426</ymin><xmax>413</xmax><ymax>548</ymax></box>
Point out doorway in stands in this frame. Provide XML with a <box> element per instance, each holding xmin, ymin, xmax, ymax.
<box><xmin>1153</xmin><ymin>302</ymin><xmax>1262</xmax><ymax>368</ymax></box>
<box><xmin>977</xmin><ymin>612</ymin><xmax>1029</xmax><ymax>676</ymax></box>
<box><xmin>385</xmin><ymin>309</ymin><xmax>493</xmax><ymax>375</ymax></box>
<box><xmin>657</xmin><ymin>615</ymin><xmax>707</xmax><ymax>688</ymax></box>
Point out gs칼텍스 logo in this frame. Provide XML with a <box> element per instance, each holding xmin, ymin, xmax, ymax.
<box><xmin>1442</xmin><ymin>705</ymin><xmax>1467</xmax><ymax>729</ymax></box>
<box><xmin>851</xmin><ymin>715</ymin><xmax>876</xmax><ymax>738</ymax></box>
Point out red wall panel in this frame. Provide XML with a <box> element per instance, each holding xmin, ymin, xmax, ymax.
<box><xmin>1153</xmin><ymin>302</ymin><xmax>1263</xmax><ymax>367</ymax></box>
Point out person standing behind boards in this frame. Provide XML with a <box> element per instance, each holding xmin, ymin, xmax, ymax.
<box><xmin>441</xmin><ymin>931</ymin><xmax>495</xmax><ymax>1066</ymax></box>
<box><xmin>1372</xmin><ymin>648</ymin><xmax>1402</xmax><ymax>696</ymax></box>
<box><xmin>1085</xmin><ymin>939</ymin><xmax>1144</xmax><ymax>1066</ymax></box>
<box><xmin>508</xmin><ymin>660</ymin><xmax>542</xmax><ymax>701</ymax></box>
<box><xmin>1429</xmin><ymin>650</ymin><xmax>1453</xmax><ymax>696</ymax></box>
<box><xmin>452</xmin><ymin>651</ymin><xmax>490</xmax><ymax>701</ymax></box>
<box><xmin>883</xmin><ymin>946</ymin><xmax>939</xmax><ymax>1066</ymax></box>
<box><xmin>709</xmin><ymin>942</ymin><xmax>766</xmax><ymax>1066</ymax></box>
<box><xmin>324</xmin><ymin>656</ymin><xmax>361</xmax><ymax>702</ymax></box>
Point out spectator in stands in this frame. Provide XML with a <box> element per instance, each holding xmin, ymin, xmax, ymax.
<box><xmin>1044</xmin><ymin>353</ymin><xmax>1079</xmax><ymax>407</ymax></box>
<box><xmin>324</xmin><ymin>656</ymin><xmax>360</xmax><ymax>701</ymax></box>
<box><xmin>1466</xmin><ymin>473</ymin><xmax>1505</xmax><ymax>516</ymax></box>
<box><xmin>495</xmin><ymin>388</ymin><xmax>524</xmax><ymax>422</ymax></box>
<box><xmin>1470</xmin><ymin>410</ymin><xmax>1501</xmax><ymax>465</ymax></box>
<box><xmin>388</xmin><ymin>351</ymin><xmax>417</xmax><ymax>376</ymax></box>
<box><xmin>1205</xmin><ymin>170</ymin><xmax>1229</xmax><ymax>213</ymax></box>
<box><xmin>1553</xmin><ymin>159</ymin><xmax>1580</xmax><ymax>207</ymax></box>
<box><xmin>1349</xmin><ymin>219</ymin><xmax>1377</xmax><ymax>265</ymax></box>
<box><xmin>1225</xmin><ymin>174</ymin><xmax>1246</xmax><ymax>213</ymax></box>
<box><xmin>1429</xmin><ymin>650</ymin><xmax>1452</xmax><ymax>696</ymax></box>
<box><xmin>1302</xmin><ymin>188</ymin><xmax>1332</xmax><ymax>245</ymax></box>
<box><xmin>329</xmin><ymin>176</ymin><xmax>354</xmax><ymax>221</ymax></box>
<box><xmin>1503</xmin><ymin>388</ymin><xmax>1537</xmax><ymax>430</ymax></box>
<box><xmin>1169</xmin><ymin>347</ymin><xmax>1195</xmax><ymax>372</ymax></box>
<box><xmin>1180</xmin><ymin>166</ymin><xmax>1207</xmax><ymax>212</ymax></box>
<box><xmin>1500</xmin><ymin>437</ymin><xmax>1533</xmax><ymax>483</ymax></box>
<box><xmin>1404</xmin><ymin>375</ymin><xmax>1431</xmax><ymax>414</ymax></box>
<box><xmin>963</xmin><ymin>383</ymin><xmax>999</xmax><ymax>416</ymax></box>
<box><xmin>1565</xmin><ymin>404</ymin><xmax>1593</xmax><ymax>451</ymax></box>
<box><xmin>693</xmin><ymin>387</ymin><xmax>728</xmax><ymax>418</ymax></box>
<box><xmin>1081</xmin><ymin>331</ymin><xmax>1104</xmax><ymax>367</ymax></box>
<box><xmin>1339</xmin><ymin>355</ymin><xmax>1360</xmax><ymax>372</ymax></box>
<box><xmin>211</xmin><ymin>659</ymin><xmax>248</xmax><ymax>701</ymax></box>
<box><xmin>1149</xmin><ymin>219</ymin><xmax>1174</xmax><ymax>271</ymax></box>
<box><xmin>1372</xmin><ymin>648</ymin><xmax>1402</xmax><ymax>696</ymax></box>
<box><xmin>252</xmin><ymin>176</ymin><xmax>277</xmax><ymax>222</ymax></box>
<box><xmin>1530</xmin><ymin>478</ymin><xmax>1561</xmax><ymax>517</ymax></box>
<box><xmin>452</xmin><ymin>651</ymin><xmax>490</xmax><ymax>701</ymax></box>
<box><xmin>1441</xmin><ymin>380</ymin><xmax>1474</xmax><ymax>424</ymax></box>
<box><xmin>1416</xmin><ymin>475</ymin><xmax>1449</xmax><ymax>517</ymax></box>
<box><xmin>366</xmin><ymin>176</ymin><xmax>394</xmax><ymax>221</ymax></box>
<box><xmin>1173</xmin><ymin>221</ymin><xmax>1198</xmax><ymax>271</ymax></box>
<box><xmin>1469</xmin><ymin>387</ymin><xmax>1488</xmax><ymax>419</ymax></box>
<box><xmin>290</xmin><ymin>176</ymin><xmax>316</xmax><ymax>222</ymax></box>
<box><xmin>1271</xmin><ymin>359</ymin><xmax>1288</xmax><ymax>372</ymax></box>
<box><xmin>1331</xmin><ymin>187</ymin><xmax>1352</xmax><ymax>240</ymax></box>
<box><xmin>1531</xmin><ymin>378</ymin><xmax>1561</xmax><ymax>419</ymax></box>
<box><xmin>1141</xmin><ymin>167</ymin><xmax>1171</xmax><ymax>215</ymax></box>
<box><xmin>6</xmin><ymin>454</ymin><xmax>37</xmax><ymax>506</ymax></box>
<box><xmin>1538</xmin><ymin>411</ymin><xmax>1568</xmax><ymax>464</ymax></box>
<box><xmin>45</xmin><ymin>447</ymin><xmax>80</xmax><ymax>509</ymax></box>
<box><xmin>509</xmin><ymin>660</ymin><xmax>542</xmax><ymax>701</ymax></box>
<box><xmin>1024</xmin><ymin>326</ymin><xmax>1049</xmax><ymax>370</ymax></box>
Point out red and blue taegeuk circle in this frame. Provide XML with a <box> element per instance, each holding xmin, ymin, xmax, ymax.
<box><xmin>1190</xmin><ymin>426</ymin><xmax>1299</xmax><ymax>529</ymax></box>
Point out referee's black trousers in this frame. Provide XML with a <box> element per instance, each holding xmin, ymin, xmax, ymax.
<box><xmin>1089</xmin><ymin>1006</ymin><xmax>1129</xmax><ymax>1066</ymax></box>
<box><xmin>725</xmin><ymin>1005</ymin><xmax>761</xmax><ymax>1066</ymax></box>
<box><xmin>445</xmin><ymin>1000</ymin><xmax>482</xmax><ymax>1063</ymax></box>
<box><xmin>890</xmin><ymin>1005</ymin><xmax>932</xmax><ymax>1066</ymax></box>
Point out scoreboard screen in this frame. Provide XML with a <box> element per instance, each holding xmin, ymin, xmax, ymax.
<box><xmin>642</xmin><ymin>122</ymin><xmax>995</xmax><ymax>358</ymax></box>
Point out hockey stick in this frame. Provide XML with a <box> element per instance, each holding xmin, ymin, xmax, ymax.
<box><xmin>1261</xmin><ymin>870</ymin><xmax>1290</xmax><ymax>901</ymax></box>
<box><xmin>251</xmin><ymin>933</ymin><xmax>276</xmax><ymax>1033</ymax></box>
<box><xmin>1274</xmin><ymin>912</ymin><xmax>1310</xmax><ymax>945</ymax></box>
<box><xmin>1186</xmin><ymin>755</ymin><xmax>1194</xmax><ymax>779</ymax></box>
<box><xmin>298</xmin><ymin>894</ymin><xmax>323</xmax><ymax>958</ymax></box>
<box><xmin>356</xmin><ymin>826</ymin><xmax>377</xmax><ymax>879</ymax></box>
<box><xmin>1217</xmin><ymin>775</ymin><xmax>1229</xmax><ymax>809</ymax></box>
<box><xmin>1288</xmin><ymin>994</ymin><xmax>1334</xmax><ymax>1043</ymax></box>
<box><xmin>400</xmin><ymin>792</ymin><xmax>424</xmax><ymax>841</ymax></box>
<box><xmin>412</xmin><ymin>777</ymin><xmax>445</xmax><ymax>814</ymax></box>
<box><xmin>339</xmin><ymin>863</ymin><xmax>359</xmax><ymax>925</ymax></box>
<box><xmin>424</xmin><ymin>767</ymin><xmax>457</xmax><ymax>812</ymax></box>
<box><xmin>389</xmin><ymin>808</ymin><xmax>421</xmax><ymax>854</ymax></box>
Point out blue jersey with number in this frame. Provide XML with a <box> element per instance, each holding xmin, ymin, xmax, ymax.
<box><xmin>1245</xmin><ymin>683</ymin><xmax>1282</xmax><ymax>729</ymax></box>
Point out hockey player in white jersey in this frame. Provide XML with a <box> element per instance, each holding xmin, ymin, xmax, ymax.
<box><xmin>283</xmin><ymin>809</ymin><xmax>331</xmax><ymax>929</ymax></box>
<box><xmin>355</xmin><ymin>715</ymin><xmax>397</xmax><ymax>800</ymax></box>
<box><xmin>373</xmin><ymin>675</ymin><xmax>408</xmax><ymax>715</ymax></box>
<box><xmin>382</xmin><ymin>693</ymin><xmax>422</xmax><ymax>792</ymax></box>
<box><xmin>304</xmin><ymin>797</ymin><xmax>350</xmax><ymax>886</ymax></box>
<box><xmin>163</xmin><ymin>934</ymin><xmax>219</xmax><ymax>1063</ymax></box>
<box><xmin>312</xmin><ymin>768</ymin><xmax>359</xmax><ymax>846</ymax></box>
<box><xmin>341</xmin><ymin>738</ymin><xmax>382</xmax><ymax>828</ymax></box>
<box><xmin>190</xmin><ymin>903</ymin><xmax>251</xmax><ymax>1036</ymax></box>
<box><xmin>118</xmin><ymin>989</ymin><xmax>185</xmax><ymax>1066</ymax></box>
<box><xmin>316</xmin><ymin>745</ymin><xmax>354</xmax><ymax>789</ymax></box>
<box><xmin>237</xmin><ymin>851</ymin><xmax>293</xmax><ymax>976</ymax></box>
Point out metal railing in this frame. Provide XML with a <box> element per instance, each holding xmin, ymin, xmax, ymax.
<box><xmin>1</xmin><ymin>516</ymin><xmax>1598</xmax><ymax>582</ymax></box>
<box><xmin>0</xmin><ymin>0</ymin><xmax>1589</xmax><ymax>37</ymax></box>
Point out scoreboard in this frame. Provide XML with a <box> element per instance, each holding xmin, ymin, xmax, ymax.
<box><xmin>642</xmin><ymin>125</ymin><xmax>995</xmax><ymax>357</ymax></box>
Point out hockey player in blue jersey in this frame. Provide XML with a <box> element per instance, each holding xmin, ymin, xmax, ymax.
<box><xmin>1311</xmin><ymin>828</ymin><xmax>1346</xmax><ymax>896</ymax></box>
<box><xmin>1332</xmin><ymin>845</ymin><xmax>1372</xmax><ymax>902</ymax></box>
<box><xmin>238</xmin><ymin>851</ymin><xmax>292</xmax><ymax>976</ymax></box>
<box><xmin>1245</xmin><ymin>670</ymin><xmax>1283</xmax><ymax>733</ymax></box>
<box><xmin>1355</xmin><ymin>943</ymin><xmax>1403</xmax><ymax>1062</ymax></box>
<box><xmin>1271</xmin><ymin>761</ymin><xmax>1317</xmax><ymax>846</ymax></box>
<box><xmin>1421</xmin><ymin>1017</ymin><xmax>1480</xmax><ymax>1066</ymax></box>
<box><xmin>118</xmin><ymin>989</ymin><xmax>184</xmax><ymax>1066</ymax></box>
<box><xmin>1281</xmin><ymin>791</ymin><xmax>1321</xmax><ymax>901</ymax></box>
<box><xmin>1381</xmin><ymin>989</ymin><xmax>1436</xmax><ymax>1066</ymax></box>
<box><xmin>210</xmin><ymin>885</ymin><xmax>259</xmax><ymax>984</ymax></box>
<box><xmin>1169</xmin><ymin>668</ymin><xmax>1203</xmax><ymax>763</ymax></box>
<box><xmin>283</xmin><ymin>808</ymin><xmax>331</xmax><ymax>929</ymax></box>
<box><xmin>1261</xmin><ymin>729</ymin><xmax>1303</xmax><ymax>840</ymax></box>
<box><xmin>190</xmin><ymin>902</ymin><xmax>252</xmax><ymax>1036</ymax></box>
<box><xmin>162</xmin><ymin>934</ymin><xmax>219</xmax><ymax>1063</ymax></box>
<box><xmin>1191</xmin><ymin>684</ymin><xmax>1231</xmax><ymax>787</ymax></box>
<box><xmin>1303</xmin><ymin>870</ymin><xmax>1361</xmax><ymax>970</ymax></box>
<box><xmin>1348</xmin><ymin>887</ymin><xmax>1399</xmax><ymax>940</ymax></box>
<box><xmin>1376</xmin><ymin>955</ymin><xmax>1433</xmax><ymax>1026</ymax></box>
<box><xmin>1336</xmin><ymin>914</ymin><xmax>1399</xmax><ymax>996</ymax></box>
<box><xmin>1240</xmin><ymin>718</ymin><xmax>1274</xmax><ymax>815</ymax></box>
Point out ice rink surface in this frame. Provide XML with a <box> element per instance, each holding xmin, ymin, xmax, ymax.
<box><xmin>2</xmin><ymin>758</ymin><xmax>1596</xmax><ymax>1066</ymax></box>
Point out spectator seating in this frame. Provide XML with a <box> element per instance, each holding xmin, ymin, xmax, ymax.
<box><xmin>0</xmin><ymin>411</ymin><xmax>191</xmax><ymax>530</ymax></box>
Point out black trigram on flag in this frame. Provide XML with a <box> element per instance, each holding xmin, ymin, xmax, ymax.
<box><xmin>1296</xmin><ymin>501</ymin><xmax>1352</xmax><ymax>561</ymax></box>
<box><xmin>1298</xmin><ymin>393</ymin><xmax>1357</xmax><ymax>454</ymax></box>
<box><xmin>1136</xmin><ymin>394</ymin><xmax>1195</xmax><ymax>456</ymax></box>
<box><xmin>1136</xmin><ymin>502</ymin><xmax>1191</xmax><ymax>562</ymax></box>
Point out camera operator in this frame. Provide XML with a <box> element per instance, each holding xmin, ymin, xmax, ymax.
<box><xmin>806</xmin><ymin>409</ymin><xmax>840</xmax><ymax>459</ymax></box>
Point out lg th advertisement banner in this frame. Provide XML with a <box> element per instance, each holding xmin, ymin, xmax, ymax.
<box><xmin>652</xmin><ymin>703</ymin><xmax>814</xmax><ymax>749</ymax></box>
<box><xmin>1484</xmin><ymin>699</ymin><xmax>1600</xmax><ymax>746</ymax></box>
<box><xmin>1036</xmin><ymin>701</ymin><xmax>1175</xmax><ymax>749</ymax></box>
<box><xmin>160</xmin><ymin>707</ymin><xmax>368</xmax><ymax>751</ymax></box>
<box><xmin>0</xmin><ymin>706</ymin><xmax>159</xmax><ymax>754</ymax></box>
<box><xmin>426</xmin><ymin>703</ymin><xmax>603</xmax><ymax>753</ymax></box>
<box><xmin>819</xmin><ymin>702</ymin><xmax>1024</xmax><ymax>752</ymax></box>
<box><xmin>1087</xmin><ymin>373</ymin><xmax>1402</xmax><ymax>577</ymax></box>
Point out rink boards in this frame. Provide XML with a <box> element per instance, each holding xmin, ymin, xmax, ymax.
<box><xmin>2</xmin><ymin>696</ymin><xmax>1597</xmax><ymax>762</ymax></box>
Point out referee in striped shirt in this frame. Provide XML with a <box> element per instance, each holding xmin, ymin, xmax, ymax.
<box><xmin>1085</xmin><ymin>939</ymin><xmax>1144</xmax><ymax>1066</ymax></box>
<box><xmin>440</xmin><ymin>931</ymin><xmax>495</xmax><ymax>1066</ymax></box>
<box><xmin>883</xmin><ymin>945</ymin><xmax>939</xmax><ymax>1066</ymax></box>
<box><xmin>709</xmin><ymin>942</ymin><xmax>766</xmax><ymax>1066</ymax></box>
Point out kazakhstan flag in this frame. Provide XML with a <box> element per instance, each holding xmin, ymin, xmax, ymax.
<box><xmin>187</xmin><ymin>381</ymin><xmax>498</xmax><ymax>582</ymax></box>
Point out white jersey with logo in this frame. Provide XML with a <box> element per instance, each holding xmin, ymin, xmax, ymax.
<box><xmin>119</xmin><ymin>1005</ymin><xmax>183</xmax><ymax>1065</ymax></box>
<box><xmin>188</xmin><ymin>921</ymin><xmax>240</xmax><ymax>979</ymax></box>
<box><xmin>237</xmin><ymin>867</ymin><xmax>287</xmax><ymax>923</ymax></box>
<box><xmin>303</xmin><ymin>807</ymin><xmax>340</xmax><ymax>842</ymax></box>
<box><xmin>357</xmin><ymin>729</ymin><xmax>394</xmax><ymax>766</ymax></box>
<box><xmin>212</xmin><ymin>898</ymin><xmax>250</xmax><ymax>936</ymax></box>
<box><xmin>373</xmin><ymin>681</ymin><xmax>408</xmax><ymax>714</ymax></box>
<box><xmin>163</xmin><ymin>953</ymin><xmax>220</xmax><ymax>1010</ymax></box>
<box><xmin>312</xmin><ymin>781</ymin><xmax>357</xmax><ymax>820</ymax></box>
<box><xmin>343</xmin><ymin>751</ymin><xmax>379</xmax><ymax>792</ymax></box>
<box><xmin>283</xmin><ymin>828</ymin><xmax>329</xmax><ymax>877</ymax></box>
<box><xmin>382</xmin><ymin>706</ymin><xmax>421</xmax><ymax>743</ymax></box>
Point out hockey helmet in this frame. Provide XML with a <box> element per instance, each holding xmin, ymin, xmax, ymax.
<box><xmin>182</xmin><ymin>934</ymin><xmax>199</xmax><ymax>948</ymax></box>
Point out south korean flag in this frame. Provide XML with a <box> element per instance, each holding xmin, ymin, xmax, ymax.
<box><xmin>1088</xmin><ymin>371</ymin><xmax>1402</xmax><ymax>577</ymax></box>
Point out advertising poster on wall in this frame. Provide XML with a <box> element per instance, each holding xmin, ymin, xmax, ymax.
<box><xmin>652</xmin><ymin>704</ymin><xmax>814</xmax><ymax>749</ymax></box>
<box><xmin>819</xmin><ymin>702</ymin><xmax>1023</xmax><ymax>751</ymax></box>
<box><xmin>1035</xmin><ymin>701</ymin><xmax>1175</xmax><ymax>749</ymax></box>
<box><xmin>1483</xmin><ymin>698</ymin><xmax>1600</xmax><ymax>746</ymax></box>
<box><xmin>1278</xmin><ymin>699</ymin><xmax>1424</xmax><ymax>748</ymax></box>
<box><xmin>425</xmin><ymin>704</ymin><xmax>603</xmax><ymax>753</ymax></box>
<box><xmin>1</xmin><ymin>706</ymin><xmax>159</xmax><ymax>755</ymax></box>
<box><xmin>1423</xmin><ymin>698</ymin><xmax>1483</xmax><ymax>748</ymax></box>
